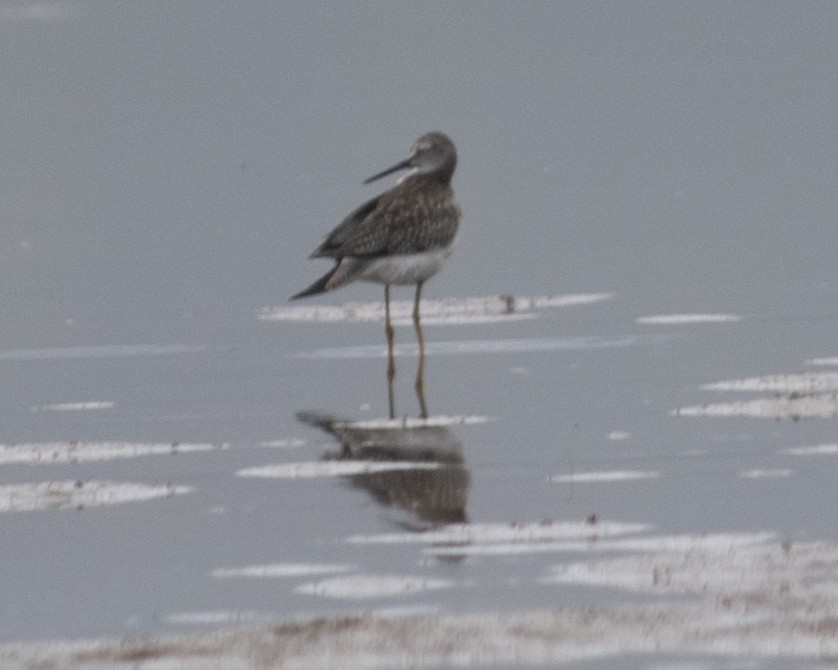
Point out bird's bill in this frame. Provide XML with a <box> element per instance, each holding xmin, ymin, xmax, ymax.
<box><xmin>363</xmin><ymin>158</ymin><xmax>412</xmax><ymax>184</ymax></box>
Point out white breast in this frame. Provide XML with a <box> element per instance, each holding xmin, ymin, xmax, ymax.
<box><xmin>359</xmin><ymin>246</ymin><xmax>454</xmax><ymax>285</ymax></box>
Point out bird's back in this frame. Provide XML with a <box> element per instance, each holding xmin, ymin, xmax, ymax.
<box><xmin>319</xmin><ymin>175</ymin><xmax>460</xmax><ymax>260</ymax></box>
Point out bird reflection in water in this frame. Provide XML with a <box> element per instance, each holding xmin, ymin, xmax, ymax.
<box><xmin>395</xmin><ymin>348</ymin><xmax>429</xmax><ymax>420</ymax></box>
<box><xmin>297</xmin><ymin>411</ymin><xmax>470</xmax><ymax>529</ymax></box>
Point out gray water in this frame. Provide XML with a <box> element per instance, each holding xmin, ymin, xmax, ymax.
<box><xmin>1</xmin><ymin>3</ymin><xmax>838</xmax><ymax>668</ymax></box>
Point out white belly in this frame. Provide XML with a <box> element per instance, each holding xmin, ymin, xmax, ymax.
<box><xmin>359</xmin><ymin>246</ymin><xmax>453</xmax><ymax>285</ymax></box>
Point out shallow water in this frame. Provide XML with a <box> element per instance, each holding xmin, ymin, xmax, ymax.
<box><xmin>2</xmin><ymin>293</ymin><xmax>837</xmax><ymax>667</ymax></box>
<box><xmin>2</xmin><ymin>2</ymin><xmax>838</xmax><ymax>668</ymax></box>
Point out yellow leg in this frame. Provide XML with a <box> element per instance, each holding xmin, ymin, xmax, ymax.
<box><xmin>385</xmin><ymin>284</ymin><xmax>396</xmax><ymax>419</ymax></box>
<box><xmin>413</xmin><ymin>282</ymin><xmax>428</xmax><ymax>419</ymax></box>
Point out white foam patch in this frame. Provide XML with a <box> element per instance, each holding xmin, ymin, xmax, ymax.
<box><xmin>213</xmin><ymin>563</ymin><xmax>352</xmax><ymax>579</ymax></box>
<box><xmin>426</xmin><ymin>541</ymin><xmax>602</xmax><ymax>557</ymax></box>
<box><xmin>781</xmin><ymin>443</ymin><xmax>838</xmax><ymax>456</ymax></box>
<box><xmin>641</xmin><ymin>664</ymin><xmax>717</xmax><ymax>670</ymax></box>
<box><xmin>295</xmin><ymin>574</ymin><xmax>455</xmax><ymax>599</ymax></box>
<box><xmin>346</xmin><ymin>520</ymin><xmax>651</xmax><ymax>546</ymax></box>
<box><xmin>0</xmin><ymin>480</ymin><xmax>190</xmax><ymax>513</ymax></box>
<box><xmin>551</xmin><ymin>470</ymin><xmax>659</xmax><ymax>483</ymax></box>
<box><xmin>738</xmin><ymin>469</ymin><xmax>793</xmax><ymax>479</ymax></box>
<box><xmin>806</xmin><ymin>357</ymin><xmax>838</xmax><ymax>366</ymax></box>
<box><xmin>415</xmin><ymin>313</ymin><xmax>536</xmax><ymax>325</ymax></box>
<box><xmin>0</xmin><ymin>3</ymin><xmax>75</xmax><ymax>22</ymax></box>
<box><xmin>0</xmin><ymin>343</ymin><xmax>210</xmax><ymax>362</ymax></box>
<box><xmin>427</xmin><ymin>531</ymin><xmax>776</xmax><ymax>558</ymax></box>
<box><xmin>606</xmin><ymin>431</ymin><xmax>631</xmax><ymax>441</ymax></box>
<box><xmin>237</xmin><ymin>460</ymin><xmax>441</xmax><ymax>479</ymax></box>
<box><xmin>701</xmin><ymin>372</ymin><xmax>838</xmax><ymax>392</ymax></box>
<box><xmin>260</xmin><ymin>293</ymin><xmax>614</xmax><ymax>324</ymax></box>
<box><xmin>258</xmin><ymin>438</ymin><xmax>306</xmax><ymax>448</ymax></box>
<box><xmin>30</xmin><ymin>401</ymin><xmax>115</xmax><ymax>412</ymax></box>
<box><xmin>329</xmin><ymin>414</ymin><xmax>492</xmax><ymax>430</ymax></box>
<box><xmin>636</xmin><ymin>313</ymin><xmax>742</xmax><ymax>325</ymax></box>
<box><xmin>297</xmin><ymin>335</ymin><xmax>656</xmax><ymax>360</ymax></box>
<box><xmin>0</xmin><ymin>441</ymin><xmax>226</xmax><ymax>465</ymax></box>
<box><xmin>165</xmin><ymin>611</ymin><xmax>273</xmax><ymax>626</ymax></box>
<box><xmin>545</xmin><ymin>535</ymin><xmax>824</xmax><ymax>597</ymax></box>
<box><xmin>672</xmin><ymin>395</ymin><xmax>838</xmax><ymax>419</ymax></box>
<box><xmin>368</xmin><ymin>604</ymin><xmax>441</xmax><ymax>619</ymax></box>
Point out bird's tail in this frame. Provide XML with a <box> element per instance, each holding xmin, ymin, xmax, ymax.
<box><xmin>290</xmin><ymin>265</ymin><xmax>338</xmax><ymax>300</ymax></box>
<box><xmin>291</xmin><ymin>258</ymin><xmax>367</xmax><ymax>300</ymax></box>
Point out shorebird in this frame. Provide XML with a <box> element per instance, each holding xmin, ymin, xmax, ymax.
<box><xmin>291</xmin><ymin>131</ymin><xmax>461</xmax><ymax>417</ymax></box>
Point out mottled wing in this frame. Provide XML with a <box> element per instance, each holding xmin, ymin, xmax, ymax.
<box><xmin>310</xmin><ymin>195</ymin><xmax>381</xmax><ymax>258</ymax></box>
<box><xmin>338</xmin><ymin>180</ymin><xmax>460</xmax><ymax>258</ymax></box>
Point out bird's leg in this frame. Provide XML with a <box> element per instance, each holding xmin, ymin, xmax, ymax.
<box><xmin>385</xmin><ymin>284</ymin><xmax>396</xmax><ymax>419</ymax></box>
<box><xmin>413</xmin><ymin>282</ymin><xmax>428</xmax><ymax>419</ymax></box>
